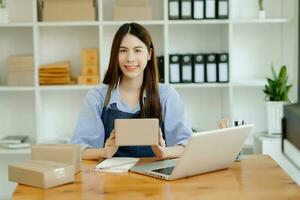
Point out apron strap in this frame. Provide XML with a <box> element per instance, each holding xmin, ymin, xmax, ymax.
<box><xmin>104</xmin><ymin>87</ymin><xmax>112</xmax><ymax>108</ymax></box>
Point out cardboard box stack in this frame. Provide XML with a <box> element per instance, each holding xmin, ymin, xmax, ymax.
<box><xmin>113</xmin><ymin>0</ymin><xmax>152</xmax><ymax>21</ymax></box>
<box><xmin>40</xmin><ymin>0</ymin><xmax>97</xmax><ymax>22</ymax></box>
<box><xmin>8</xmin><ymin>144</ymin><xmax>81</xmax><ymax>189</ymax></box>
<box><xmin>77</xmin><ymin>48</ymin><xmax>100</xmax><ymax>85</ymax></box>
<box><xmin>39</xmin><ymin>61</ymin><xmax>72</xmax><ymax>85</ymax></box>
<box><xmin>6</xmin><ymin>55</ymin><xmax>34</xmax><ymax>86</ymax></box>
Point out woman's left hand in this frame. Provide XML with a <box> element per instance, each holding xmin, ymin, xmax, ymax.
<box><xmin>151</xmin><ymin>129</ymin><xmax>166</xmax><ymax>160</ymax></box>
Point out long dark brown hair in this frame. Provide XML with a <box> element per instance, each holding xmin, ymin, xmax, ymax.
<box><xmin>103</xmin><ymin>23</ymin><xmax>162</xmax><ymax>122</ymax></box>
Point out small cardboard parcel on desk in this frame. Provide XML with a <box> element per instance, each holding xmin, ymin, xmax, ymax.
<box><xmin>8</xmin><ymin>144</ymin><xmax>81</xmax><ymax>189</ymax></box>
<box><xmin>31</xmin><ymin>144</ymin><xmax>81</xmax><ymax>174</ymax></box>
<box><xmin>9</xmin><ymin>160</ymin><xmax>74</xmax><ymax>189</ymax></box>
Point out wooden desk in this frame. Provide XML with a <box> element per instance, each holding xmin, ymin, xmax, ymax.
<box><xmin>11</xmin><ymin>155</ymin><xmax>300</xmax><ymax>200</ymax></box>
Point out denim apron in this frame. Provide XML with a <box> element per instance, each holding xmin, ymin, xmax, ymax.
<box><xmin>100</xmin><ymin>91</ymin><xmax>165</xmax><ymax>157</ymax></box>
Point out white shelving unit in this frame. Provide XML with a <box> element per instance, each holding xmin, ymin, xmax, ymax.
<box><xmin>0</xmin><ymin>0</ymin><xmax>298</xmax><ymax>154</ymax></box>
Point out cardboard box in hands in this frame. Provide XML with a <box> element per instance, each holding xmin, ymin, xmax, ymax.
<box><xmin>115</xmin><ymin>119</ymin><xmax>159</xmax><ymax>146</ymax></box>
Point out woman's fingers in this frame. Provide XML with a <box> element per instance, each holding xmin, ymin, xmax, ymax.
<box><xmin>107</xmin><ymin>131</ymin><xmax>115</xmax><ymax>140</ymax></box>
<box><xmin>106</xmin><ymin>139</ymin><xmax>114</xmax><ymax>146</ymax></box>
<box><xmin>105</xmin><ymin>131</ymin><xmax>115</xmax><ymax>145</ymax></box>
<box><xmin>160</xmin><ymin>137</ymin><xmax>166</xmax><ymax>147</ymax></box>
<box><xmin>158</xmin><ymin>129</ymin><xmax>166</xmax><ymax>147</ymax></box>
<box><xmin>151</xmin><ymin>145</ymin><xmax>164</xmax><ymax>160</ymax></box>
<box><xmin>109</xmin><ymin>131</ymin><xmax>115</xmax><ymax>138</ymax></box>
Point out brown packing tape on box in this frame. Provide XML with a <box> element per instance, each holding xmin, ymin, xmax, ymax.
<box><xmin>116</xmin><ymin>0</ymin><xmax>149</xmax><ymax>6</ymax></box>
<box><xmin>7</xmin><ymin>72</ymin><xmax>34</xmax><ymax>86</ymax></box>
<box><xmin>81</xmin><ymin>65</ymin><xmax>99</xmax><ymax>75</ymax></box>
<box><xmin>81</xmin><ymin>48</ymin><xmax>99</xmax><ymax>66</ymax></box>
<box><xmin>77</xmin><ymin>75</ymin><xmax>99</xmax><ymax>85</ymax></box>
<box><xmin>31</xmin><ymin>144</ymin><xmax>81</xmax><ymax>174</ymax></box>
<box><xmin>42</xmin><ymin>0</ymin><xmax>97</xmax><ymax>22</ymax></box>
<box><xmin>8</xmin><ymin>160</ymin><xmax>74</xmax><ymax>189</ymax></box>
<box><xmin>113</xmin><ymin>6</ymin><xmax>152</xmax><ymax>21</ymax></box>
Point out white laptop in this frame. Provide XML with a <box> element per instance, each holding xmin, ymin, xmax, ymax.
<box><xmin>130</xmin><ymin>124</ymin><xmax>254</xmax><ymax>180</ymax></box>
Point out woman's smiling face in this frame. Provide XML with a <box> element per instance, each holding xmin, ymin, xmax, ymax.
<box><xmin>118</xmin><ymin>33</ymin><xmax>151</xmax><ymax>80</ymax></box>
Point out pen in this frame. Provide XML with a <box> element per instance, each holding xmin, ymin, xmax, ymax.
<box><xmin>234</xmin><ymin>119</ymin><xmax>243</xmax><ymax>162</ymax></box>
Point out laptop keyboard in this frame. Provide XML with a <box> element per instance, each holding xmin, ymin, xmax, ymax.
<box><xmin>152</xmin><ymin>166</ymin><xmax>175</xmax><ymax>175</ymax></box>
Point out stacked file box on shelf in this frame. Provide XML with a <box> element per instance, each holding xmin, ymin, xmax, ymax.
<box><xmin>6</xmin><ymin>55</ymin><xmax>34</xmax><ymax>86</ymax></box>
<box><xmin>39</xmin><ymin>0</ymin><xmax>98</xmax><ymax>22</ymax></box>
<box><xmin>113</xmin><ymin>0</ymin><xmax>152</xmax><ymax>20</ymax></box>
<box><xmin>39</xmin><ymin>61</ymin><xmax>72</xmax><ymax>85</ymax></box>
<box><xmin>77</xmin><ymin>48</ymin><xmax>100</xmax><ymax>85</ymax></box>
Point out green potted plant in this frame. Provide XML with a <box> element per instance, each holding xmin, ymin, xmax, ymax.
<box><xmin>258</xmin><ymin>0</ymin><xmax>266</xmax><ymax>19</ymax></box>
<box><xmin>0</xmin><ymin>0</ymin><xmax>8</xmax><ymax>23</ymax></box>
<box><xmin>263</xmin><ymin>65</ymin><xmax>292</xmax><ymax>135</ymax></box>
<box><xmin>0</xmin><ymin>0</ymin><xmax>5</xmax><ymax>8</ymax></box>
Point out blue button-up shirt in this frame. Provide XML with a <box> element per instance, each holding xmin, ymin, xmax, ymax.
<box><xmin>70</xmin><ymin>83</ymin><xmax>192</xmax><ymax>151</ymax></box>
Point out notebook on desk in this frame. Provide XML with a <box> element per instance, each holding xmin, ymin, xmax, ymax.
<box><xmin>95</xmin><ymin>157</ymin><xmax>139</xmax><ymax>173</ymax></box>
<box><xmin>130</xmin><ymin>124</ymin><xmax>254</xmax><ymax>180</ymax></box>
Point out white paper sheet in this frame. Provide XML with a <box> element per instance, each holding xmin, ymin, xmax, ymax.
<box><xmin>206</xmin><ymin>63</ymin><xmax>217</xmax><ymax>82</ymax></box>
<box><xmin>194</xmin><ymin>1</ymin><xmax>204</xmax><ymax>19</ymax></box>
<box><xmin>218</xmin><ymin>1</ymin><xmax>228</xmax><ymax>16</ymax></box>
<box><xmin>206</xmin><ymin>0</ymin><xmax>216</xmax><ymax>18</ymax></box>
<box><xmin>182</xmin><ymin>65</ymin><xmax>192</xmax><ymax>81</ymax></box>
<box><xmin>170</xmin><ymin>63</ymin><xmax>180</xmax><ymax>82</ymax></box>
<box><xmin>194</xmin><ymin>63</ymin><xmax>205</xmax><ymax>82</ymax></box>
<box><xmin>182</xmin><ymin>1</ymin><xmax>192</xmax><ymax>17</ymax></box>
<box><xmin>169</xmin><ymin>1</ymin><xmax>179</xmax><ymax>17</ymax></box>
<box><xmin>218</xmin><ymin>63</ymin><xmax>228</xmax><ymax>82</ymax></box>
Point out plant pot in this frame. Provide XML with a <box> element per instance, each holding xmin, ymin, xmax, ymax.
<box><xmin>258</xmin><ymin>10</ymin><xmax>266</xmax><ymax>19</ymax></box>
<box><xmin>266</xmin><ymin>101</ymin><xmax>287</xmax><ymax>135</ymax></box>
<box><xmin>0</xmin><ymin>7</ymin><xmax>9</xmax><ymax>23</ymax></box>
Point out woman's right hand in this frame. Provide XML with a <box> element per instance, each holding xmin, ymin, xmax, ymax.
<box><xmin>103</xmin><ymin>130</ymin><xmax>118</xmax><ymax>158</ymax></box>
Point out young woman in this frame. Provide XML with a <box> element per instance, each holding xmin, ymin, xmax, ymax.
<box><xmin>70</xmin><ymin>23</ymin><xmax>192</xmax><ymax>160</ymax></box>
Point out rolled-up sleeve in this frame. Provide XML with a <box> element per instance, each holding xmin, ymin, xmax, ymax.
<box><xmin>70</xmin><ymin>88</ymin><xmax>105</xmax><ymax>151</ymax></box>
<box><xmin>163</xmin><ymin>87</ymin><xmax>192</xmax><ymax>146</ymax></box>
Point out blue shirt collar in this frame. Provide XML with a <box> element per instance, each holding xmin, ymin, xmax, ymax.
<box><xmin>107</xmin><ymin>79</ymin><xmax>146</xmax><ymax>113</ymax></box>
